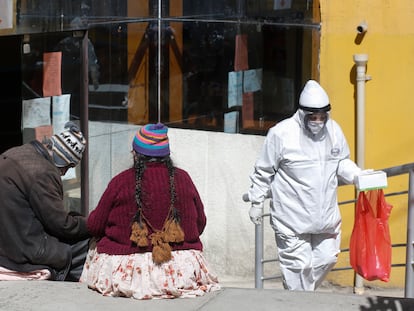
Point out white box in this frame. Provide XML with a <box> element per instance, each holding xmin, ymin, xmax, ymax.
<box><xmin>355</xmin><ymin>170</ymin><xmax>388</xmax><ymax>191</ymax></box>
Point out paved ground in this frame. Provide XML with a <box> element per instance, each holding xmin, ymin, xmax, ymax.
<box><xmin>0</xmin><ymin>280</ymin><xmax>413</xmax><ymax>311</ymax></box>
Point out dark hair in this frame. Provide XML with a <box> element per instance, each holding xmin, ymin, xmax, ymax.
<box><xmin>133</xmin><ymin>153</ymin><xmax>176</xmax><ymax>221</ymax></box>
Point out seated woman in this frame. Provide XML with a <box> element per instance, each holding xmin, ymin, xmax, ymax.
<box><xmin>80</xmin><ymin>123</ymin><xmax>220</xmax><ymax>299</ymax></box>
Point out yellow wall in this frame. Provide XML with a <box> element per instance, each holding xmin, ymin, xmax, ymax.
<box><xmin>320</xmin><ymin>0</ymin><xmax>414</xmax><ymax>288</ymax></box>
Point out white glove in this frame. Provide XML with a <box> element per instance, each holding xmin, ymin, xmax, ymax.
<box><xmin>249</xmin><ymin>203</ymin><xmax>263</xmax><ymax>225</ymax></box>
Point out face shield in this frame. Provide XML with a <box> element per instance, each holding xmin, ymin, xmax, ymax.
<box><xmin>298</xmin><ymin>109</ymin><xmax>330</xmax><ymax>136</ymax></box>
<box><xmin>304</xmin><ymin>111</ymin><xmax>329</xmax><ymax>135</ymax></box>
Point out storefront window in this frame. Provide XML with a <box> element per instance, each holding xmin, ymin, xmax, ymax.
<box><xmin>83</xmin><ymin>0</ymin><xmax>320</xmax><ymax>134</ymax></box>
<box><xmin>19</xmin><ymin>31</ymin><xmax>87</xmax><ymax>214</ymax></box>
<box><xmin>7</xmin><ymin>1</ymin><xmax>320</xmax><ymax>135</ymax></box>
<box><xmin>8</xmin><ymin>1</ymin><xmax>320</xmax><ymax>135</ymax></box>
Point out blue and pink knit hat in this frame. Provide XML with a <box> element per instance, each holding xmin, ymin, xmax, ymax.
<box><xmin>132</xmin><ymin>123</ymin><xmax>170</xmax><ymax>157</ymax></box>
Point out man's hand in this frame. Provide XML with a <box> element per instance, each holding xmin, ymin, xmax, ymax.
<box><xmin>249</xmin><ymin>203</ymin><xmax>263</xmax><ymax>225</ymax></box>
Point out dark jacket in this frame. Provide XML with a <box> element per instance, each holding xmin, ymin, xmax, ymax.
<box><xmin>0</xmin><ymin>141</ymin><xmax>89</xmax><ymax>279</ymax></box>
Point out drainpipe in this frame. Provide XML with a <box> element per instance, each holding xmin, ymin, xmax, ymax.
<box><xmin>353</xmin><ymin>53</ymin><xmax>371</xmax><ymax>295</ymax></box>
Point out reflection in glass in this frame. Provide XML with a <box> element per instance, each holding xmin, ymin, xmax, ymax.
<box><xmin>14</xmin><ymin>0</ymin><xmax>320</xmax><ymax>134</ymax></box>
<box><xmin>89</xmin><ymin>19</ymin><xmax>318</xmax><ymax>134</ymax></box>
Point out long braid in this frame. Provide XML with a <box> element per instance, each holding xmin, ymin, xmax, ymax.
<box><xmin>130</xmin><ymin>153</ymin><xmax>149</xmax><ymax>247</ymax></box>
<box><xmin>165</xmin><ymin>157</ymin><xmax>176</xmax><ymax>211</ymax></box>
<box><xmin>163</xmin><ymin>157</ymin><xmax>184</xmax><ymax>244</ymax></box>
<box><xmin>130</xmin><ymin>153</ymin><xmax>184</xmax><ymax>264</ymax></box>
<box><xmin>132</xmin><ymin>155</ymin><xmax>173</xmax><ymax>224</ymax></box>
<box><xmin>134</xmin><ymin>153</ymin><xmax>145</xmax><ymax>213</ymax></box>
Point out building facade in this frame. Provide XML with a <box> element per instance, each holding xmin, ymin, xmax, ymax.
<box><xmin>1</xmin><ymin>0</ymin><xmax>413</xmax><ymax>289</ymax></box>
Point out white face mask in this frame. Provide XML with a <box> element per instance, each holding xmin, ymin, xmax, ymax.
<box><xmin>307</xmin><ymin>120</ymin><xmax>325</xmax><ymax>135</ymax></box>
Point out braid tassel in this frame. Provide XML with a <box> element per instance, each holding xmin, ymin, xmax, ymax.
<box><xmin>163</xmin><ymin>207</ymin><xmax>185</xmax><ymax>243</ymax></box>
<box><xmin>130</xmin><ymin>211</ymin><xmax>149</xmax><ymax>247</ymax></box>
<box><xmin>151</xmin><ymin>231</ymin><xmax>172</xmax><ymax>264</ymax></box>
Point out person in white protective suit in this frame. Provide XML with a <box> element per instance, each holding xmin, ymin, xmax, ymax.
<box><xmin>247</xmin><ymin>80</ymin><xmax>363</xmax><ymax>291</ymax></box>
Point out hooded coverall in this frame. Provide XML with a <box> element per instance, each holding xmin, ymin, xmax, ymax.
<box><xmin>247</xmin><ymin>109</ymin><xmax>361</xmax><ymax>291</ymax></box>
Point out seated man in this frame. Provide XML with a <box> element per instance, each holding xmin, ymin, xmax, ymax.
<box><xmin>0</xmin><ymin>122</ymin><xmax>90</xmax><ymax>281</ymax></box>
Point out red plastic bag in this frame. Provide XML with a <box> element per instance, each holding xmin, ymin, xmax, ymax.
<box><xmin>349</xmin><ymin>189</ymin><xmax>393</xmax><ymax>282</ymax></box>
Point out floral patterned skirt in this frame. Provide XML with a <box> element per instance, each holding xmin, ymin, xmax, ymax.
<box><xmin>80</xmin><ymin>247</ymin><xmax>221</xmax><ymax>300</ymax></box>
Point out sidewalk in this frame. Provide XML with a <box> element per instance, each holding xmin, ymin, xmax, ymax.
<box><xmin>0</xmin><ymin>280</ymin><xmax>412</xmax><ymax>311</ymax></box>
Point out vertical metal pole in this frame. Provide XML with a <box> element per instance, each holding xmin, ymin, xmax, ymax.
<box><xmin>353</xmin><ymin>54</ymin><xmax>368</xmax><ymax>170</ymax></box>
<box><xmin>353</xmin><ymin>54</ymin><xmax>369</xmax><ymax>295</ymax></box>
<box><xmin>255</xmin><ymin>221</ymin><xmax>264</xmax><ymax>289</ymax></box>
<box><xmin>80</xmin><ymin>31</ymin><xmax>89</xmax><ymax>216</ymax></box>
<box><xmin>405</xmin><ymin>170</ymin><xmax>414</xmax><ymax>298</ymax></box>
<box><xmin>157</xmin><ymin>0</ymin><xmax>162</xmax><ymax>122</ymax></box>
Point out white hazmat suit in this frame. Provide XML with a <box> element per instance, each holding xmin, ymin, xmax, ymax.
<box><xmin>247</xmin><ymin>80</ymin><xmax>361</xmax><ymax>291</ymax></box>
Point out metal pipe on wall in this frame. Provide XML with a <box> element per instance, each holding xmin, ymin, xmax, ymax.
<box><xmin>353</xmin><ymin>53</ymin><xmax>370</xmax><ymax>170</ymax></box>
<box><xmin>352</xmin><ymin>53</ymin><xmax>370</xmax><ymax>294</ymax></box>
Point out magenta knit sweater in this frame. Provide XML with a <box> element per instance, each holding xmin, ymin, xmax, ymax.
<box><xmin>87</xmin><ymin>163</ymin><xmax>206</xmax><ymax>255</ymax></box>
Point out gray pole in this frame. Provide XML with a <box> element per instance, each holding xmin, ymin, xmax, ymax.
<box><xmin>404</xmin><ymin>170</ymin><xmax>414</xmax><ymax>298</ymax></box>
<box><xmin>80</xmin><ymin>31</ymin><xmax>89</xmax><ymax>216</ymax></box>
<box><xmin>353</xmin><ymin>53</ymin><xmax>371</xmax><ymax>295</ymax></box>
<box><xmin>255</xmin><ymin>222</ymin><xmax>264</xmax><ymax>289</ymax></box>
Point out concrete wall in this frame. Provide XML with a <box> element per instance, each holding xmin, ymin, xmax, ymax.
<box><xmin>88</xmin><ymin>121</ymin><xmax>279</xmax><ymax>284</ymax></box>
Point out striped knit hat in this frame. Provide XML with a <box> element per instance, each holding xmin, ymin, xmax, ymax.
<box><xmin>50</xmin><ymin>122</ymin><xmax>86</xmax><ymax>167</ymax></box>
<box><xmin>133</xmin><ymin>123</ymin><xmax>170</xmax><ymax>157</ymax></box>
